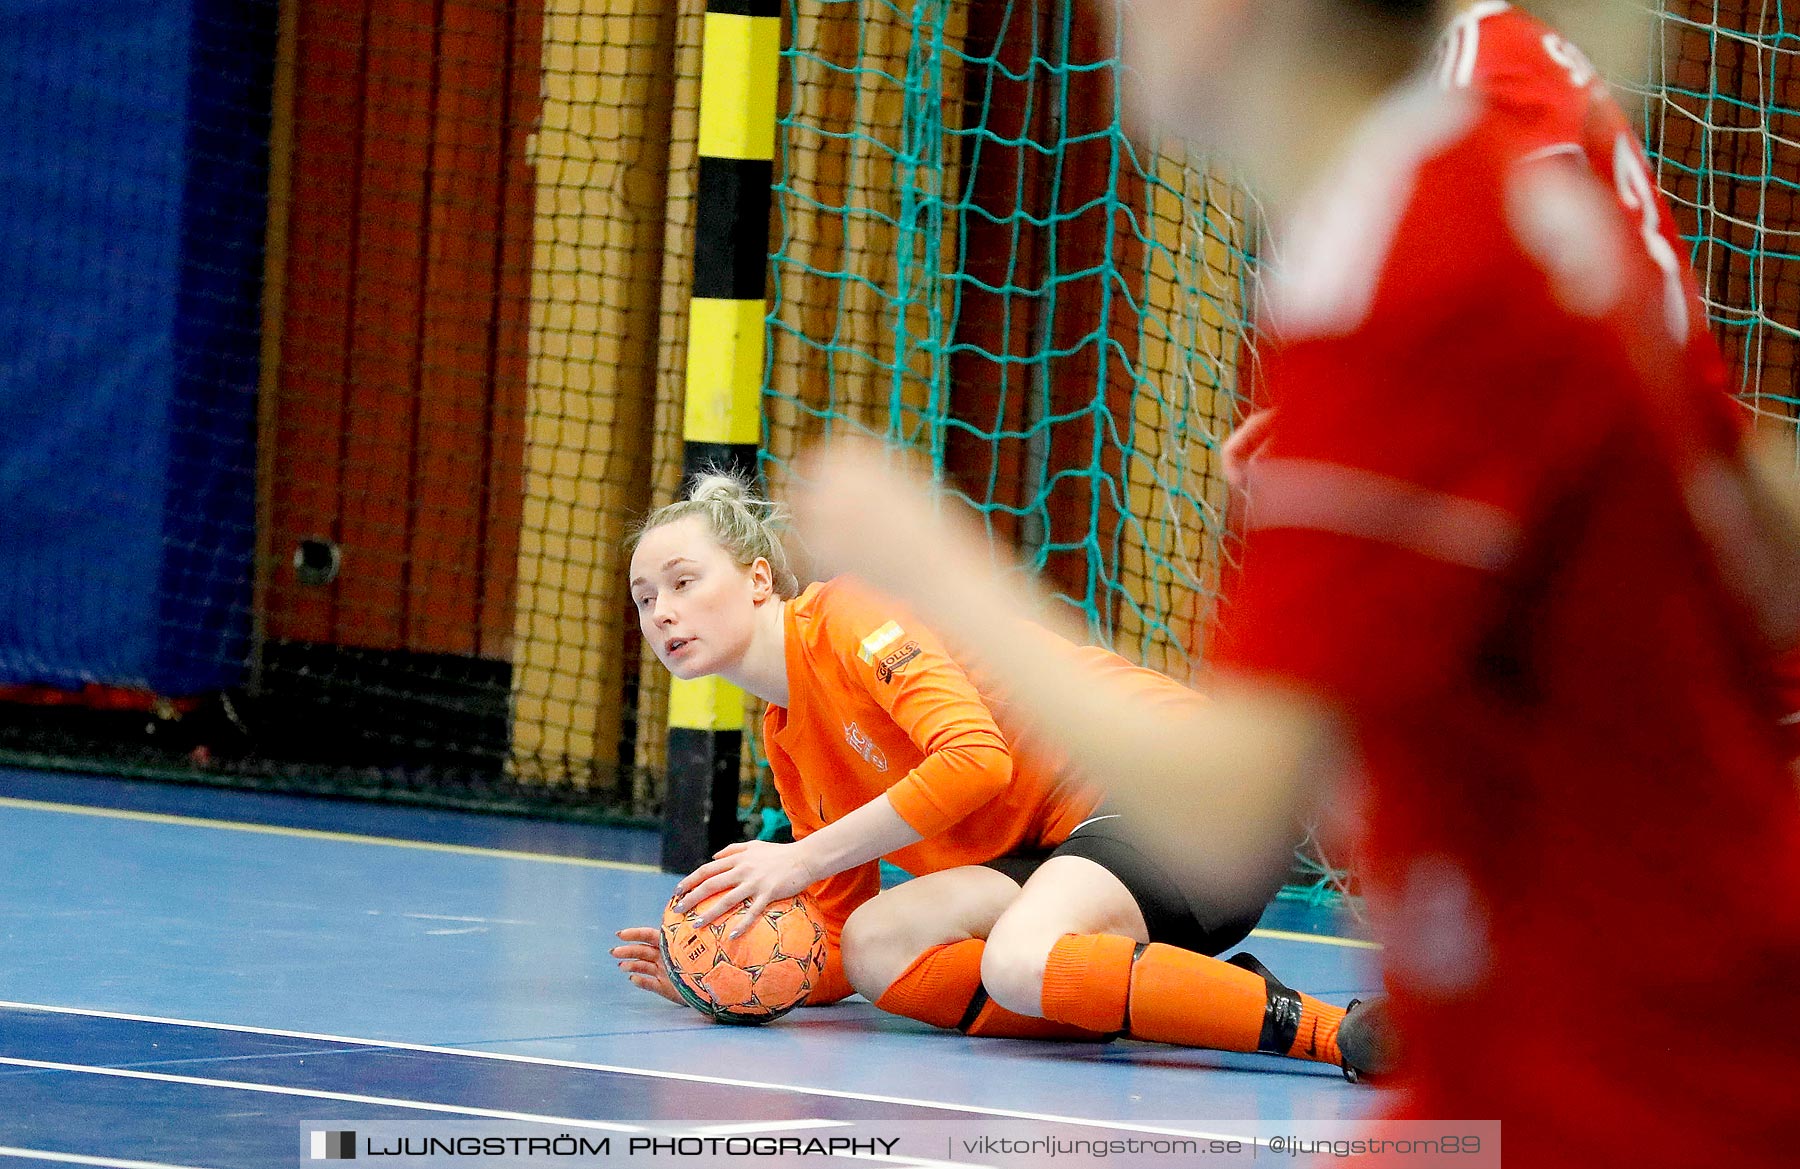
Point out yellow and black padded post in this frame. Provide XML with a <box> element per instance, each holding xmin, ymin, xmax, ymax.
<box><xmin>662</xmin><ymin>0</ymin><xmax>781</xmax><ymax>875</ymax></box>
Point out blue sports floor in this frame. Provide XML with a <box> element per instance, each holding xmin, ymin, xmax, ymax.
<box><xmin>0</xmin><ymin>767</ymin><xmax>1387</xmax><ymax>1167</ymax></box>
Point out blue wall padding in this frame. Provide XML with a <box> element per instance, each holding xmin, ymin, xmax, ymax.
<box><xmin>0</xmin><ymin>1</ymin><xmax>277</xmax><ymax>693</ymax></box>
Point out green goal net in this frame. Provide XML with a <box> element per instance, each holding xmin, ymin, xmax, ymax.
<box><xmin>1635</xmin><ymin>0</ymin><xmax>1797</xmax><ymax>417</ymax></box>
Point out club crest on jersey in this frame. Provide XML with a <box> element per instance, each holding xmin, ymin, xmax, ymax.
<box><xmin>843</xmin><ymin>721</ymin><xmax>889</xmax><ymax>772</ymax></box>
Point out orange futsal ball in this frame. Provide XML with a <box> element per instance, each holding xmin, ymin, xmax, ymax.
<box><xmin>659</xmin><ymin>890</ymin><xmax>828</xmax><ymax>1025</ymax></box>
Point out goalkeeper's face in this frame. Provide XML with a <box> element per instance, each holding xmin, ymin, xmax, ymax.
<box><xmin>629</xmin><ymin>516</ymin><xmax>770</xmax><ymax>681</ymax></box>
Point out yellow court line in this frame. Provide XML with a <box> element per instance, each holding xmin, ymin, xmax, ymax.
<box><xmin>0</xmin><ymin>796</ymin><xmax>661</xmax><ymax>873</ymax></box>
<box><xmin>1249</xmin><ymin>927</ymin><xmax>1381</xmax><ymax>951</ymax></box>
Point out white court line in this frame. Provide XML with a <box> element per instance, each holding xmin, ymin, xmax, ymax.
<box><xmin>0</xmin><ymin>1000</ymin><xmax>1264</xmax><ymax>1143</ymax></box>
<box><xmin>684</xmin><ymin>1120</ymin><xmax>852</xmax><ymax>1136</ymax></box>
<box><xmin>0</xmin><ymin>1056</ymin><xmax>640</xmax><ymax>1134</ymax></box>
<box><xmin>1248</xmin><ymin>927</ymin><xmax>1380</xmax><ymax>952</ymax></box>
<box><xmin>0</xmin><ymin>1149</ymin><xmax>219</xmax><ymax>1169</ymax></box>
<box><xmin>400</xmin><ymin>913</ymin><xmax>531</xmax><ymax>925</ymax></box>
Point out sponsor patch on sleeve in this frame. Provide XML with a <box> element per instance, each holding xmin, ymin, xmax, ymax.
<box><xmin>857</xmin><ymin>620</ymin><xmax>923</xmax><ymax>683</ymax></box>
<box><xmin>857</xmin><ymin>621</ymin><xmax>906</xmax><ymax>664</ymax></box>
<box><xmin>874</xmin><ymin>640</ymin><xmax>923</xmax><ymax>684</ymax></box>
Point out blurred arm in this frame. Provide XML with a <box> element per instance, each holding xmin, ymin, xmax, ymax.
<box><xmin>792</xmin><ymin>443</ymin><xmax>1333</xmax><ymax>907</ymax></box>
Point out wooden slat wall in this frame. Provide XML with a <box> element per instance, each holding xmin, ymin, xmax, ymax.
<box><xmin>268</xmin><ymin>0</ymin><xmax>527</xmax><ymax>661</ymax></box>
<box><xmin>413</xmin><ymin>1</ymin><xmax>509</xmax><ymax>653</ymax></box>
<box><xmin>770</xmin><ymin>0</ymin><xmax>1248</xmax><ymax>678</ymax></box>
<box><xmin>942</xmin><ymin>0</ymin><xmax>1053</xmax><ymax>555</ymax></box>
<box><xmin>336</xmin><ymin>2</ymin><xmax>434</xmax><ymax>650</ymax></box>
<box><xmin>267</xmin><ymin>0</ymin><xmax>364</xmax><ymax>648</ymax></box>
<box><xmin>264</xmin><ymin>0</ymin><xmax>1256</xmax><ymax>796</ymax></box>
<box><xmin>1035</xmin><ymin>3</ymin><xmax>1143</xmax><ymax>638</ymax></box>
<box><xmin>485</xmin><ymin>0</ymin><xmax>540</xmax><ymax>659</ymax></box>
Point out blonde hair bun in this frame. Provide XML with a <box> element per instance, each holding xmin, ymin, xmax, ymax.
<box><xmin>626</xmin><ymin>466</ymin><xmax>800</xmax><ymax>599</ymax></box>
<box><xmin>689</xmin><ymin>472</ymin><xmax>753</xmax><ymax>507</ymax></box>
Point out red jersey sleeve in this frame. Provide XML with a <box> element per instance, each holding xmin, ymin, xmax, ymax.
<box><xmin>815</xmin><ymin>582</ymin><xmax>1015</xmax><ymax>838</ymax></box>
<box><xmin>1216</xmin><ymin>162</ymin><xmax>1626</xmax><ymax>714</ymax></box>
<box><xmin>1443</xmin><ymin>3</ymin><xmax>1735</xmax><ymax>421</ymax></box>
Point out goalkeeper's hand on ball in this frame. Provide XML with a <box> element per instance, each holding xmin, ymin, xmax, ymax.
<box><xmin>611</xmin><ymin>926</ymin><xmax>683</xmax><ymax>1004</ymax></box>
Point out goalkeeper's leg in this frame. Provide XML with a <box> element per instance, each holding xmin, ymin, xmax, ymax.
<box><xmin>842</xmin><ymin>864</ymin><xmax>1113</xmax><ymax>1040</ymax></box>
<box><xmin>980</xmin><ymin>821</ymin><xmax>1373</xmax><ymax>1074</ymax></box>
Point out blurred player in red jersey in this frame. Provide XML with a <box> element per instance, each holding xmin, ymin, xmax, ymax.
<box><xmin>1256</xmin><ymin>0</ymin><xmax>1800</xmax><ymax>1059</ymax></box>
<box><xmin>790</xmin><ymin>1</ymin><xmax>1800</xmax><ymax>1165</ymax></box>
<box><xmin>1436</xmin><ymin>3</ymin><xmax>1710</xmax><ymax>372</ymax></box>
<box><xmin>1431</xmin><ymin>0</ymin><xmax>1800</xmax><ymax>757</ymax></box>
<box><xmin>1230</xmin><ymin>0</ymin><xmax>1800</xmax><ymax>748</ymax></box>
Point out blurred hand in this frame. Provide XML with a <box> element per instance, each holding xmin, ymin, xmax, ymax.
<box><xmin>673</xmin><ymin>841</ymin><xmax>817</xmax><ymax>936</ymax></box>
<box><xmin>791</xmin><ymin>439</ymin><xmax>997</xmax><ymax>624</ymax></box>
<box><xmin>610</xmin><ymin>926</ymin><xmax>683</xmax><ymax>1005</ymax></box>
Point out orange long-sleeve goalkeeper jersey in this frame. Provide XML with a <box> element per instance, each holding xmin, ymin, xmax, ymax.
<box><xmin>764</xmin><ymin>577</ymin><xmax>1201</xmax><ymax>1004</ymax></box>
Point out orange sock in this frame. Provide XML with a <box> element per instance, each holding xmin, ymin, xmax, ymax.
<box><xmin>1040</xmin><ymin>935</ymin><xmax>1345</xmax><ymax>1066</ymax></box>
<box><xmin>874</xmin><ymin>939</ymin><xmax>1108</xmax><ymax>1041</ymax></box>
<box><xmin>874</xmin><ymin>939</ymin><xmax>983</xmax><ymax>1029</ymax></box>
<box><xmin>963</xmin><ymin>996</ymin><xmax>1107</xmax><ymax>1041</ymax></box>
<box><xmin>1282</xmin><ymin>994</ymin><xmax>1346</xmax><ymax>1065</ymax></box>
<box><xmin>1039</xmin><ymin>933</ymin><xmax>1136</xmax><ymax>1032</ymax></box>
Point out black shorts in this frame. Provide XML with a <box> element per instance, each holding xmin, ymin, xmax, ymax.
<box><xmin>982</xmin><ymin>808</ymin><xmax>1276</xmax><ymax>956</ymax></box>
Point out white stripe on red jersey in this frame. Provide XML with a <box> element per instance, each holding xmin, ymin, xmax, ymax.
<box><xmin>1241</xmin><ymin>457</ymin><xmax>1522</xmax><ymax>572</ymax></box>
